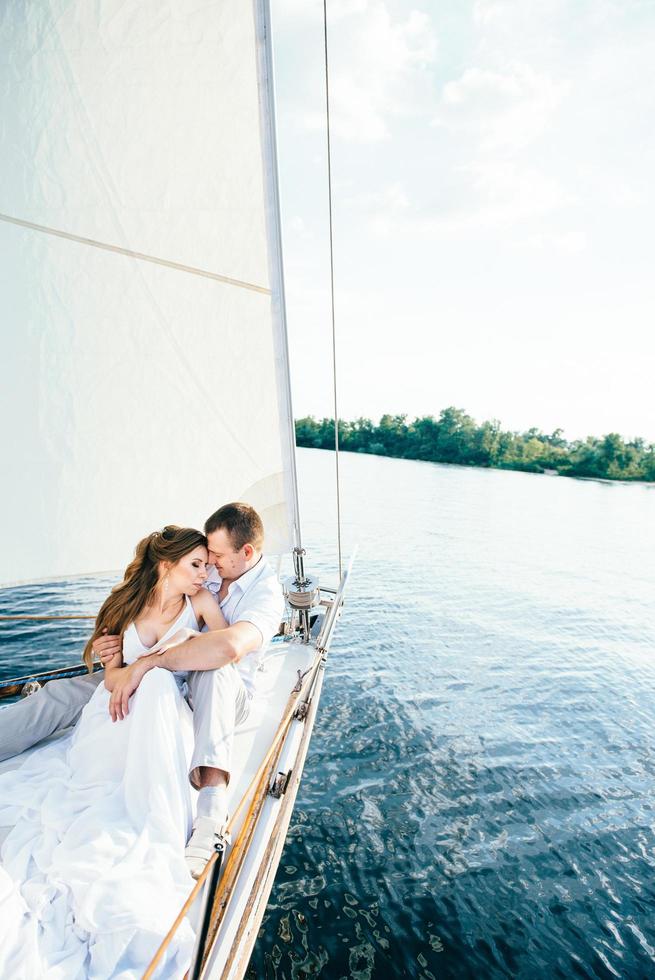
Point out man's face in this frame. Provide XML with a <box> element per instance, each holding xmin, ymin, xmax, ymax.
<box><xmin>207</xmin><ymin>528</ymin><xmax>249</xmax><ymax>582</ymax></box>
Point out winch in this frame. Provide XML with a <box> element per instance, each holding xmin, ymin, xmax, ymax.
<box><xmin>283</xmin><ymin>547</ymin><xmax>320</xmax><ymax>641</ymax></box>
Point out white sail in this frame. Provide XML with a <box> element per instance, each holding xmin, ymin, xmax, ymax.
<box><xmin>0</xmin><ymin>0</ymin><xmax>299</xmax><ymax>585</ymax></box>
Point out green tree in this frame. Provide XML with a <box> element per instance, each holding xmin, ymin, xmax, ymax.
<box><xmin>295</xmin><ymin>412</ymin><xmax>654</xmax><ymax>484</ymax></box>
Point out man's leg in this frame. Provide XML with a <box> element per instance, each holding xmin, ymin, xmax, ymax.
<box><xmin>184</xmin><ymin>664</ymin><xmax>250</xmax><ymax>877</ymax></box>
<box><xmin>0</xmin><ymin>672</ymin><xmax>104</xmax><ymax>763</ymax></box>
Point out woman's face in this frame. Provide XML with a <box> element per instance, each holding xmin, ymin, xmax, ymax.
<box><xmin>168</xmin><ymin>545</ymin><xmax>208</xmax><ymax>595</ymax></box>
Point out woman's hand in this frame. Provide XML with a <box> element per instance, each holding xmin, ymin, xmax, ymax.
<box><xmin>150</xmin><ymin>628</ymin><xmax>199</xmax><ymax>655</ymax></box>
<box><xmin>108</xmin><ymin>660</ymin><xmax>149</xmax><ymax>722</ymax></box>
<box><xmin>94</xmin><ymin>628</ymin><xmax>122</xmax><ymax>667</ymax></box>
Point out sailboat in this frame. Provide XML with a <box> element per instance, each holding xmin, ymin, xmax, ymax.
<box><xmin>0</xmin><ymin>1</ymin><xmax>347</xmax><ymax>976</ymax></box>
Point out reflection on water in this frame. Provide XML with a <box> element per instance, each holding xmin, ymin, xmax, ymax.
<box><xmin>249</xmin><ymin>450</ymin><xmax>655</xmax><ymax>978</ymax></box>
<box><xmin>2</xmin><ymin>449</ymin><xmax>655</xmax><ymax>977</ymax></box>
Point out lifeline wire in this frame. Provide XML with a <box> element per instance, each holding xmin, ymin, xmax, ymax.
<box><xmin>323</xmin><ymin>0</ymin><xmax>343</xmax><ymax>579</ymax></box>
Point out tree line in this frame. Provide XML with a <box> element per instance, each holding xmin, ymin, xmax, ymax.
<box><xmin>295</xmin><ymin>409</ymin><xmax>655</xmax><ymax>482</ymax></box>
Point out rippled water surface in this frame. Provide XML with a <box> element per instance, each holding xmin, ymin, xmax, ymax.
<box><xmin>2</xmin><ymin>449</ymin><xmax>655</xmax><ymax>978</ymax></box>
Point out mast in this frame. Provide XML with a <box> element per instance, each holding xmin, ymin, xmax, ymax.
<box><xmin>254</xmin><ymin>0</ymin><xmax>303</xmax><ymax>552</ymax></box>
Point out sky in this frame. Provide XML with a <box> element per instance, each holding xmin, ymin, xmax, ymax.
<box><xmin>271</xmin><ymin>0</ymin><xmax>655</xmax><ymax>443</ymax></box>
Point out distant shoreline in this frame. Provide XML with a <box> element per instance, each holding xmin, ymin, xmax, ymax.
<box><xmin>295</xmin><ymin>410</ymin><xmax>655</xmax><ymax>484</ymax></box>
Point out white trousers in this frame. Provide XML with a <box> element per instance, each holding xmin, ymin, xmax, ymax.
<box><xmin>0</xmin><ymin>666</ymin><xmax>251</xmax><ymax>783</ymax></box>
<box><xmin>0</xmin><ymin>671</ymin><xmax>104</xmax><ymax>762</ymax></box>
<box><xmin>186</xmin><ymin>664</ymin><xmax>251</xmax><ymax>787</ymax></box>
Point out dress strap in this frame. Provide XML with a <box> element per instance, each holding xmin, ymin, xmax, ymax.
<box><xmin>184</xmin><ymin>593</ymin><xmax>200</xmax><ymax>631</ymax></box>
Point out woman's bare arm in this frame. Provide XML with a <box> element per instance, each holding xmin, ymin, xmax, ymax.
<box><xmin>191</xmin><ymin>589</ymin><xmax>228</xmax><ymax>631</ymax></box>
<box><xmin>103</xmin><ymin>649</ymin><xmax>125</xmax><ymax>692</ymax></box>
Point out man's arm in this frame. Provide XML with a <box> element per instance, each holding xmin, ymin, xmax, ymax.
<box><xmin>104</xmin><ymin>622</ymin><xmax>263</xmax><ymax>722</ymax></box>
<box><xmin>95</xmin><ymin>568</ymin><xmax>283</xmax><ymax>673</ymax></box>
<box><xmin>93</xmin><ymin>608</ymin><xmax>242</xmax><ymax>672</ymax></box>
<box><xmin>147</xmin><ymin>621</ymin><xmax>263</xmax><ymax>672</ymax></box>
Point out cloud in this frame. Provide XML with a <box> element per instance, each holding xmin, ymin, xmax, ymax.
<box><xmin>439</xmin><ymin>64</ymin><xmax>568</xmax><ymax>151</ymax></box>
<box><xmin>462</xmin><ymin>158</ymin><xmax>575</xmax><ymax>222</ymax></box>
<box><xmin>343</xmin><ymin>181</ymin><xmax>410</xmax><ymax>236</ymax></box>
<box><xmin>426</xmin><ymin>49</ymin><xmax>573</xmax><ymax>238</ymax></box>
<box><xmin>471</xmin><ymin>0</ymin><xmax>641</xmax><ymax>37</ymax></box>
<box><xmin>472</xmin><ymin>0</ymin><xmax>513</xmax><ymax>28</ymax></box>
<box><xmin>471</xmin><ymin>0</ymin><xmax>572</xmax><ymax>34</ymax></box>
<box><xmin>328</xmin><ymin>0</ymin><xmax>370</xmax><ymax>16</ymax></box>
<box><xmin>301</xmin><ymin>2</ymin><xmax>438</xmax><ymax>142</ymax></box>
<box><xmin>526</xmin><ymin>229</ymin><xmax>588</xmax><ymax>256</ymax></box>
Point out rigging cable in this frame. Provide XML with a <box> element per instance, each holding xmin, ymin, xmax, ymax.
<box><xmin>322</xmin><ymin>0</ymin><xmax>343</xmax><ymax>579</ymax></box>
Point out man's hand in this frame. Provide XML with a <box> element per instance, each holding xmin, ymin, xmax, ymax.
<box><xmin>94</xmin><ymin>629</ymin><xmax>122</xmax><ymax>668</ymax></box>
<box><xmin>108</xmin><ymin>660</ymin><xmax>148</xmax><ymax>722</ymax></box>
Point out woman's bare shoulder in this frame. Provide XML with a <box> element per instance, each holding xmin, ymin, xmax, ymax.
<box><xmin>191</xmin><ymin>588</ymin><xmax>215</xmax><ymax>616</ymax></box>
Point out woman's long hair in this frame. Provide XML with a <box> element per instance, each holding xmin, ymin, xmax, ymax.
<box><xmin>83</xmin><ymin>525</ymin><xmax>207</xmax><ymax>671</ymax></box>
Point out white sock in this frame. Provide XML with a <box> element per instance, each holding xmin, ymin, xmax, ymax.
<box><xmin>196</xmin><ymin>785</ymin><xmax>227</xmax><ymax>824</ymax></box>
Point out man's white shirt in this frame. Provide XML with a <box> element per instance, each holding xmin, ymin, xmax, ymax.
<box><xmin>203</xmin><ymin>557</ymin><xmax>285</xmax><ymax>697</ymax></box>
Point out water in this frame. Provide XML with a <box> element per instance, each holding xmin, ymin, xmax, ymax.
<box><xmin>2</xmin><ymin>449</ymin><xmax>655</xmax><ymax>978</ymax></box>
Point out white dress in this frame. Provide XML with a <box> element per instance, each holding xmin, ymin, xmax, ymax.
<box><xmin>0</xmin><ymin>597</ymin><xmax>199</xmax><ymax>979</ymax></box>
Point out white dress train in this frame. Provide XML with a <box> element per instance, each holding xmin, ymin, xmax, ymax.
<box><xmin>0</xmin><ymin>597</ymin><xmax>200</xmax><ymax>979</ymax></box>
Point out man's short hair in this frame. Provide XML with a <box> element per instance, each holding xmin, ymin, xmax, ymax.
<box><xmin>204</xmin><ymin>502</ymin><xmax>264</xmax><ymax>551</ymax></box>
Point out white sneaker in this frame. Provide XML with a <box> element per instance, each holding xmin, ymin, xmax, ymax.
<box><xmin>185</xmin><ymin>816</ymin><xmax>225</xmax><ymax>879</ymax></box>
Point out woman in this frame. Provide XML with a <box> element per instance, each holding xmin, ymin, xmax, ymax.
<box><xmin>0</xmin><ymin>526</ymin><xmax>224</xmax><ymax>979</ymax></box>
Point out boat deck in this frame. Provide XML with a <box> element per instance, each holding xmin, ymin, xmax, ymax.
<box><xmin>0</xmin><ymin>636</ymin><xmax>322</xmax><ymax>978</ymax></box>
<box><xmin>0</xmin><ymin>636</ymin><xmax>315</xmax><ymax>847</ymax></box>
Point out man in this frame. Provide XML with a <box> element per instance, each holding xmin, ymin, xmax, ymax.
<box><xmin>0</xmin><ymin>502</ymin><xmax>285</xmax><ymax>878</ymax></box>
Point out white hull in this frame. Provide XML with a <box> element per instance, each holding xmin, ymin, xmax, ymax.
<box><xmin>201</xmin><ymin>646</ymin><xmax>326</xmax><ymax>980</ymax></box>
